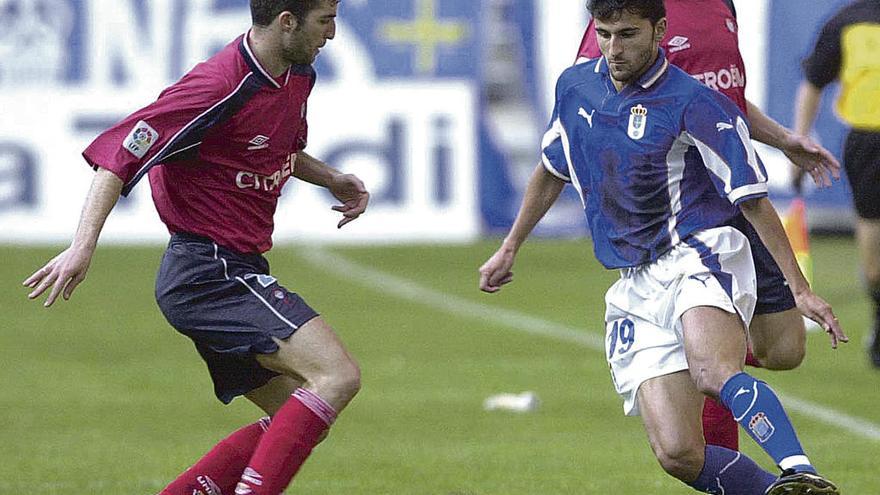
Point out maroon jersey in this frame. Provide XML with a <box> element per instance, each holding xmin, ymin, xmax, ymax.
<box><xmin>83</xmin><ymin>32</ymin><xmax>313</xmax><ymax>254</ymax></box>
<box><xmin>577</xmin><ymin>0</ymin><xmax>747</xmax><ymax>113</ymax></box>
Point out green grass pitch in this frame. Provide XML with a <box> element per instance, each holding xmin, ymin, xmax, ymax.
<box><xmin>1</xmin><ymin>237</ymin><xmax>877</xmax><ymax>494</ymax></box>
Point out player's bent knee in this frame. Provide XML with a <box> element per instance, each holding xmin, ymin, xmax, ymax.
<box><xmin>688</xmin><ymin>365</ymin><xmax>734</xmax><ymax>398</ymax></box>
<box><xmin>309</xmin><ymin>357</ymin><xmax>361</xmax><ymax>410</ymax></box>
<box><xmin>332</xmin><ymin>358</ymin><xmax>362</xmax><ymax>402</ymax></box>
<box><xmin>762</xmin><ymin>344</ymin><xmax>805</xmax><ymax>371</ymax></box>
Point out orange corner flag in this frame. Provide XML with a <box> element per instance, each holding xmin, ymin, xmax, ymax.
<box><xmin>780</xmin><ymin>198</ymin><xmax>813</xmax><ymax>286</ymax></box>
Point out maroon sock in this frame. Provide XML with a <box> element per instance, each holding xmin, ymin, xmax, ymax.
<box><xmin>702</xmin><ymin>397</ymin><xmax>739</xmax><ymax>451</ymax></box>
<box><xmin>160</xmin><ymin>417</ymin><xmax>271</xmax><ymax>495</ymax></box>
<box><xmin>234</xmin><ymin>388</ymin><xmax>337</xmax><ymax>495</ymax></box>
<box><xmin>745</xmin><ymin>348</ymin><xmax>763</xmax><ymax>368</ymax></box>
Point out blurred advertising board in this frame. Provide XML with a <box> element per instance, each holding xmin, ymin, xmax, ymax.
<box><xmin>0</xmin><ymin>0</ymin><xmax>858</xmax><ymax>246</ymax></box>
<box><xmin>0</xmin><ymin>0</ymin><xmax>480</xmax><ymax>244</ymax></box>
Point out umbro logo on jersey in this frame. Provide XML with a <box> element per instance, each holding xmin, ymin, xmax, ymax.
<box><xmin>667</xmin><ymin>35</ymin><xmax>691</xmax><ymax>53</ymax></box>
<box><xmin>248</xmin><ymin>135</ymin><xmax>270</xmax><ymax>150</ymax></box>
<box><xmin>578</xmin><ymin>107</ymin><xmax>595</xmax><ymax>128</ymax></box>
<box><xmin>716</xmin><ymin>122</ymin><xmax>734</xmax><ymax>131</ymax></box>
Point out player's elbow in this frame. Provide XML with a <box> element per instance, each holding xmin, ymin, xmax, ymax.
<box><xmin>736</xmin><ymin>196</ymin><xmax>768</xmax><ymax>222</ymax></box>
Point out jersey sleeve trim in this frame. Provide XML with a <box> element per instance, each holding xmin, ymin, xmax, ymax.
<box><xmin>690</xmin><ymin>130</ymin><xmax>767</xmax><ymax>204</ymax></box>
<box><xmin>729</xmin><ymin>184</ymin><xmax>769</xmax><ymax>204</ymax></box>
<box><xmin>541</xmin><ymin>119</ymin><xmax>572</xmax><ymax>182</ymax></box>
<box><xmin>120</xmin><ymin>73</ymin><xmax>260</xmax><ymax>196</ymax></box>
<box><xmin>542</xmin><ymin>155</ymin><xmax>571</xmax><ymax>182</ymax></box>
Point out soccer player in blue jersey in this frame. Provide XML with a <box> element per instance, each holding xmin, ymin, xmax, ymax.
<box><xmin>480</xmin><ymin>1</ymin><xmax>845</xmax><ymax>493</ymax></box>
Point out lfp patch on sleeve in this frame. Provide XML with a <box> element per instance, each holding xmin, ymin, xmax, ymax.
<box><xmin>123</xmin><ymin>120</ymin><xmax>159</xmax><ymax>159</ymax></box>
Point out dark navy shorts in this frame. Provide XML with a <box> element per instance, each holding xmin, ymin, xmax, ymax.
<box><xmin>727</xmin><ymin>214</ymin><xmax>797</xmax><ymax>315</ymax></box>
<box><xmin>843</xmin><ymin>129</ymin><xmax>880</xmax><ymax>219</ymax></box>
<box><xmin>155</xmin><ymin>233</ymin><xmax>319</xmax><ymax>404</ymax></box>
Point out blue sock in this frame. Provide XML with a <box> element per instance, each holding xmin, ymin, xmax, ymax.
<box><xmin>720</xmin><ymin>372</ymin><xmax>815</xmax><ymax>473</ymax></box>
<box><xmin>689</xmin><ymin>445</ymin><xmax>776</xmax><ymax>494</ymax></box>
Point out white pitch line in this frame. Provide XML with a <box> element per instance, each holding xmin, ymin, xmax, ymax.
<box><xmin>299</xmin><ymin>246</ymin><xmax>880</xmax><ymax>442</ymax></box>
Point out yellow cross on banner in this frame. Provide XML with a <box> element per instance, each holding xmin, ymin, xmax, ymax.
<box><xmin>378</xmin><ymin>0</ymin><xmax>469</xmax><ymax>75</ymax></box>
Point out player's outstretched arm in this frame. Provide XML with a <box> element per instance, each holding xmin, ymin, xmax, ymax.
<box><xmin>293</xmin><ymin>152</ymin><xmax>369</xmax><ymax>228</ymax></box>
<box><xmin>790</xmin><ymin>82</ymin><xmax>828</xmax><ymax>192</ymax></box>
<box><xmin>745</xmin><ymin>99</ymin><xmax>840</xmax><ymax>190</ymax></box>
<box><xmin>739</xmin><ymin>196</ymin><xmax>848</xmax><ymax>348</ymax></box>
<box><xmin>479</xmin><ymin>164</ymin><xmax>565</xmax><ymax>293</ymax></box>
<box><xmin>23</xmin><ymin>168</ymin><xmax>123</xmax><ymax>307</ymax></box>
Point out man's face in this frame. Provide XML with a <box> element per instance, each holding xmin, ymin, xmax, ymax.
<box><xmin>594</xmin><ymin>9</ymin><xmax>665</xmax><ymax>87</ymax></box>
<box><xmin>281</xmin><ymin>1</ymin><xmax>338</xmax><ymax>65</ymax></box>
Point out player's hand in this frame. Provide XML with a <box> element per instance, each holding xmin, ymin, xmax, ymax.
<box><xmin>328</xmin><ymin>173</ymin><xmax>369</xmax><ymax>228</ymax></box>
<box><xmin>781</xmin><ymin>133</ymin><xmax>840</xmax><ymax>189</ymax></box>
<box><xmin>479</xmin><ymin>246</ymin><xmax>516</xmax><ymax>293</ymax></box>
<box><xmin>793</xmin><ymin>288</ymin><xmax>849</xmax><ymax>349</ymax></box>
<box><xmin>22</xmin><ymin>244</ymin><xmax>94</xmax><ymax>307</ymax></box>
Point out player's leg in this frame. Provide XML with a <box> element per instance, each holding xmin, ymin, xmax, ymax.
<box><xmin>856</xmin><ymin>218</ymin><xmax>880</xmax><ymax>367</ymax></box>
<box><xmin>157</xmin><ymin>378</ymin><xmax>300</xmax><ymax>495</ymax></box>
<box><xmin>700</xmin><ymin>393</ymin><xmax>739</xmax><ymax>451</ymax></box>
<box><xmin>843</xmin><ymin>130</ymin><xmax>880</xmax><ymax>367</ymax></box>
<box><xmin>749</xmin><ymin>309</ymin><xmax>806</xmax><ymax>370</ymax></box>
<box><xmin>682</xmin><ymin>306</ymin><xmax>839</xmax><ymax>494</ymax></box>
<box><xmin>233</xmin><ymin>316</ymin><xmax>360</xmax><ymax>495</ymax></box>
<box><xmin>638</xmin><ymin>371</ymin><xmax>776</xmax><ymax>493</ymax></box>
<box><xmin>733</xmin><ymin>214</ymin><xmax>805</xmax><ymax>371</ymax></box>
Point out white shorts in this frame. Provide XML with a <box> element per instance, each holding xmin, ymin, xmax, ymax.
<box><xmin>604</xmin><ymin>226</ymin><xmax>758</xmax><ymax>416</ymax></box>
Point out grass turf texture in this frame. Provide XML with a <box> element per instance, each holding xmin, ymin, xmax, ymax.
<box><xmin>1</xmin><ymin>237</ymin><xmax>877</xmax><ymax>494</ymax></box>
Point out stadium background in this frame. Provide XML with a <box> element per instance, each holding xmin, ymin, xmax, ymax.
<box><xmin>1</xmin><ymin>1</ymin><xmax>878</xmax><ymax>494</ymax></box>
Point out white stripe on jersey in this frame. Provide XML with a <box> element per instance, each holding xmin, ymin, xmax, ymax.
<box><xmin>735</xmin><ymin>116</ymin><xmax>766</xmax><ymax>182</ymax></box>
<box><xmin>664</xmin><ymin>136</ymin><xmax>690</xmax><ymax>247</ymax></box>
<box><xmin>689</xmin><ymin>134</ymin><xmax>734</xmax><ymax>196</ymax></box>
<box><xmin>559</xmin><ymin>119</ymin><xmax>587</xmax><ymax>209</ymax></box>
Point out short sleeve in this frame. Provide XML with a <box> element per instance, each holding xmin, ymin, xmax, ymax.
<box><xmin>541</xmin><ymin>97</ymin><xmax>571</xmax><ymax>182</ymax></box>
<box><xmin>802</xmin><ymin>12</ymin><xmax>845</xmax><ymax>88</ymax></box>
<box><xmin>82</xmin><ymin>70</ymin><xmax>240</xmax><ymax>196</ymax></box>
<box><xmin>682</xmin><ymin>90</ymin><xmax>768</xmax><ymax>205</ymax></box>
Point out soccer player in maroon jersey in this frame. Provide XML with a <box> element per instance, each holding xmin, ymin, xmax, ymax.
<box><xmin>577</xmin><ymin>0</ymin><xmax>842</xmax><ymax>454</ymax></box>
<box><xmin>23</xmin><ymin>1</ymin><xmax>366</xmax><ymax>494</ymax></box>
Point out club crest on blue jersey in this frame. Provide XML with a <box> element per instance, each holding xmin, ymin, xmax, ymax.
<box><xmin>627</xmin><ymin>104</ymin><xmax>648</xmax><ymax>140</ymax></box>
<box><xmin>748</xmin><ymin>412</ymin><xmax>776</xmax><ymax>443</ymax></box>
<box><xmin>123</xmin><ymin>120</ymin><xmax>159</xmax><ymax>159</ymax></box>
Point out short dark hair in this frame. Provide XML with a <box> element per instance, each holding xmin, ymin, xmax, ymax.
<box><xmin>587</xmin><ymin>0</ymin><xmax>666</xmax><ymax>25</ymax></box>
<box><xmin>250</xmin><ymin>0</ymin><xmax>331</xmax><ymax>27</ymax></box>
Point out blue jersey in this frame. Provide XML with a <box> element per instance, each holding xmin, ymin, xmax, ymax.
<box><xmin>542</xmin><ymin>50</ymin><xmax>768</xmax><ymax>269</ymax></box>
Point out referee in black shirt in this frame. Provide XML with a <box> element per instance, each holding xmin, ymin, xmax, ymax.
<box><xmin>793</xmin><ymin>0</ymin><xmax>880</xmax><ymax>368</ymax></box>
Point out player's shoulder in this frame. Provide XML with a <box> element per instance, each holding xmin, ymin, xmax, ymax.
<box><xmin>660</xmin><ymin>62</ymin><xmax>706</xmax><ymax>94</ymax></box>
<box><xmin>826</xmin><ymin>0</ymin><xmax>876</xmax><ymax>26</ymax></box>
<box><xmin>557</xmin><ymin>57</ymin><xmax>602</xmax><ymax>92</ymax></box>
<box><xmin>661</xmin><ymin>64</ymin><xmax>738</xmax><ymax>110</ymax></box>
<box><xmin>170</xmin><ymin>36</ymin><xmax>251</xmax><ymax>96</ymax></box>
